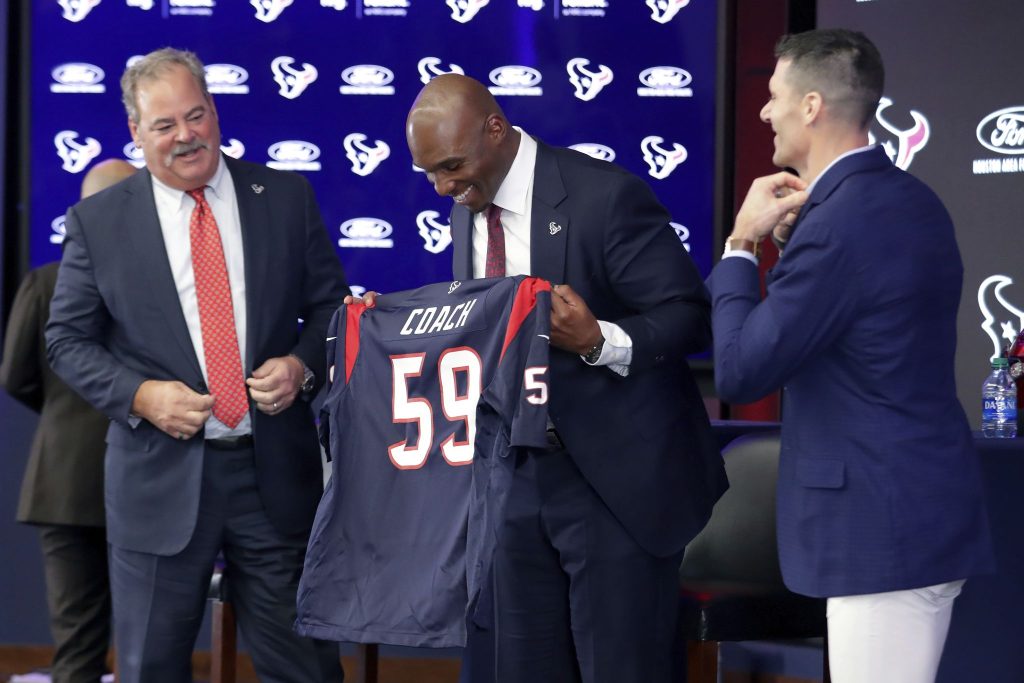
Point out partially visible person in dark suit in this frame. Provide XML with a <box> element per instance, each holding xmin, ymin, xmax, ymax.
<box><xmin>45</xmin><ymin>48</ymin><xmax>347</xmax><ymax>683</ymax></box>
<box><xmin>403</xmin><ymin>74</ymin><xmax>727</xmax><ymax>683</ymax></box>
<box><xmin>709</xmin><ymin>28</ymin><xmax>993</xmax><ymax>683</ymax></box>
<box><xmin>1</xmin><ymin>158</ymin><xmax>135</xmax><ymax>683</ymax></box>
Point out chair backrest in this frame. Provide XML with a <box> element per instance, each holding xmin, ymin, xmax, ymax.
<box><xmin>679</xmin><ymin>431</ymin><xmax>784</xmax><ymax>588</ymax></box>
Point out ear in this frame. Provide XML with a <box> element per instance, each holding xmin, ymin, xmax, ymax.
<box><xmin>803</xmin><ymin>91</ymin><xmax>823</xmax><ymax>125</ymax></box>
<box><xmin>485</xmin><ymin>113</ymin><xmax>508</xmax><ymax>142</ymax></box>
<box><xmin>128</xmin><ymin>118</ymin><xmax>140</xmax><ymax>146</ymax></box>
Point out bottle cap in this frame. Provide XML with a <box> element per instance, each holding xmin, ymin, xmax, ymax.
<box><xmin>992</xmin><ymin>357</ymin><xmax>1009</xmax><ymax>368</ymax></box>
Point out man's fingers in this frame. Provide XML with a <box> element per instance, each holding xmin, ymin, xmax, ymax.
<box><xmin>552</xmin><ymin>284</ymin><xmax>580</xmax><ymax>305</ymax></box>
<box><xmin>783</xmin><ymin>189</ymin><xmax>808</xmax><ymax>207</ymax></box>
<box><xmin>769</xmin><ymin>171</ymin><xmax>807</xmax><ymax>192</ymax></box>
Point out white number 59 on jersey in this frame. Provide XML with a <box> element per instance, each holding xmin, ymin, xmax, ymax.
<box><xmin>388</xmin><ymin>349</ymin><xmax>548</xmax><ymax>470</ymax></box>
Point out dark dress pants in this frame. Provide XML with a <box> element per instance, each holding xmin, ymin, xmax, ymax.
<box><xmin>488</xmin><ymin>441</ymin><xmax>683</xmax><ymax>683</ymax></box>
<box><xmin>37</xmin><ymin>524</ymin><xmax>111</xmax><ymax>683</ymax></box>
<box><xmin>108</xmin><ymin>444</ymin><xmax>343</xmax><ymax>683</ymax></box>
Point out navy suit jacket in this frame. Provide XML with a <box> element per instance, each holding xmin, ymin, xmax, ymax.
<box><xmin>46</xmin><ymin>157</ymin><xmax>348</xmax><ymax>556</ymax></box>
<box><xmin>710</xmin><ymin>146</ymin><xmax>994</xmax><ymax>596</ymax></box>
<box><xmin>451</xmin><ymin>140</ymin><xmax>727</xmax><ymax>558</ymax></box>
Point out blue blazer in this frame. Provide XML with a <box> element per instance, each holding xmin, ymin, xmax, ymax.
<box><xmin>710</xmin><ymin>146</ymin><xmax>994</xmax><ymax>597</ymax></box>
<box><xmin>46</xmin><ymin>157</ymin><xmax>349</xmax><ymax>556</ymax></box>
<box><xmin>451</xmin><ymin>140</ymin><xmax>727</xmax><ymax>558</ymax></box>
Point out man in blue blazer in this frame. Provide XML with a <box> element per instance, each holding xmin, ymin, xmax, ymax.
<box><xmin>709</xmin><ymin>29</ymin><xmax>993</xmax><ymax>682</ymax></box>
<box><xmin>45</xmin><ymin>48</ymin><xmax>347</xmax><ymax>683</ymax></box>
<box><xmin>406</xmin><ymin>74</ymin><xmax>727</xmax><ymax>682</ymax></box>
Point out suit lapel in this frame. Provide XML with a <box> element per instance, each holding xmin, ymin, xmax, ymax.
<box><xmin>529</xmin><ymin>141</ymin><xmax>568</xmax><ymax>283</ymax></box>
<box><xmin>450</xmin><ymin>205</ymin><xmax>473</xmax><ymax>281</ymax></box>
<box><xmin>123</xmin><ymin>170</ymin><xmax>203</xmax><ymax>382</ymax></box>
<box><xmin>226</xmin><ymin>157</ymin><xmax>267</xmax><ymax>374</ymax></box>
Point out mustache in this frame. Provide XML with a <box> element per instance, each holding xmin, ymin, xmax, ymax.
<box><xmin>171</xmin><ymin>140</ymin><xmax>209</xmax><ymax>157</ymax></box>
<box><xmin>161</xmin><ymin>139</ymin><xmax>210</xmax><ymax>168</ymax></box>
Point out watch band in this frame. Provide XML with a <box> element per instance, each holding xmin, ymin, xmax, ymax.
<box><xmin>290</xmin><ymin>354</ymin><xmax>315</xmax><ymax>393</ymax></box>
<box><xmin>583</xmin><ymin>339</ymin><xmax>604</xmax><ymax>365</ymax></box>
<box><xmin>725</xmin><ymin>237</ymin><xmax>761</xmax><ymax>258</ymax></box>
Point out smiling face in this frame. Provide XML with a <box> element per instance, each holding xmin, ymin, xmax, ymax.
<box><xmin>128</xmin><ymin>64</ymin><xmax>221</xmax><ymax>191</ymax></box>
<box><xmin>407</xmin><ymin>107</ymin><xmax>513</xmax><ymax>214</ymax></box>
<box><xmin>760</xmin><ymin>59</ymin><xmax>810</xmax><ymax>174</ymax></box>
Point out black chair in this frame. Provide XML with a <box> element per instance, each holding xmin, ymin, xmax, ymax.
<box><xmin>208</xmin><ymin>564</ymin><xmax>237</xmax><ymax>683</ymax></box>
<box><xmin>677</xmin><ymin>431</ymin><xmax>830</xmax><ymax>683</ymax></box>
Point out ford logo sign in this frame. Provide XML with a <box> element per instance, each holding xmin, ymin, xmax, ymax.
<box><xmin>976</xmin><ymin>107</ymin><xmax>1024</xmax><ymax>155</ymax></box>
<box><xmin>639</xmin><ymin>66</ymin><xmax>692</xmax><ymax>89</ymax></box>
<box><xmin>342</xmin><ymin>65</ymin><xmax>394</xmax><ymax>86</ymax></box>
<box><xmin>489</xmin><ymin>66</ymin><xmax>543</xmax><ymax>88</ymax></box>
<box><xmin>268</xmin><ymin>141</ymin><xmax>321</xmax><ymax>162</ymax></box>
<box><xmin>340</xmin><ymin>218</ymin><xmax>393</xmax><ymax>239</ymax></box>
<box><xmin>569</xmin><ymin>143</ymin><xmax>616</xmax><ymax>162</ymax></box>
<box><xmin>52</xmin><ymin>62</ymin><xmax>104</xmax><ymax>85</ymax></box>
<box><xmin>204</xmin><ymin>64</ymin><xmax>249</xmax><ymax>85</ymax></box>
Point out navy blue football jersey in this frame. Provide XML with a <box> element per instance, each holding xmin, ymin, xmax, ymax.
<box><xmin>296</xmin><ymin>276</ymin><xmax>551</xmax><ymax>647</ymax></box>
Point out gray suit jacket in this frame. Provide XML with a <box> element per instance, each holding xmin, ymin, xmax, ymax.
<box><xmin>46</xmin><ymin>157</ymin><xmax>348</xmax><ymax>555</ymax></box>
<box><xmin>1</xmin><ymin>263</ymin><xmax>108</xmax><ymax>527</ymax></box>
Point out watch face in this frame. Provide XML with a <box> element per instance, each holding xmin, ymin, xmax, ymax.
<box><xmin>301</xmin><ymin>368</ymin><xmax>315</xmax><ymax>392</ymax></box>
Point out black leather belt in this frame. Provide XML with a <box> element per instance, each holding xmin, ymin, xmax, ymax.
<box><xmin>206</xmin><ymin>435</ymin><xmax>254</xmax><ymax>451</ymax></box>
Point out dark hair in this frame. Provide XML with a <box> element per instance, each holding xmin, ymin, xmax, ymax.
<box><xmin>775</xmin><ymin>28</ymin><xmax>884</xmax><ymax>129</ymax></box>
<box><xmin>121</xmin><ymin>48</ymin><xmax>210</xmax><ymax>124</ymax></box>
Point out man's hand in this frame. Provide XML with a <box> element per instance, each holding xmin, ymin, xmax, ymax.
<box><xmin>550</xmin><ymin>284</ymin><xmax>603</xmax><ymax>355</ymax></box>
<box><xmin>732</xmin><ymin>172</ymin><xmax>808</xmax><ymax>242</ymax></box>
<box><xmin>344</xmin><ymin>291</ymin><xmax>380</xmax><ymax>307</ymax></box>
<box><xmin>132</xmin><ymin>380</ymin><xmax>214</xmax><ymax>439</ymax></box>
<box><xmin>246</xmin><ymin>355</ymin><xmax>304</xmax><ymax>415</ymax></box>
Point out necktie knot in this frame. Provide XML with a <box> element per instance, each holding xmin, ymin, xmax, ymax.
<box><xmin>486</xmin><ymin>203</ymin><xmax>502</xmax><ymax>224</ymax></box>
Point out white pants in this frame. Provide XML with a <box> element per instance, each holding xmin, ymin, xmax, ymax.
<box><xmin>826</xmin><ymin>579</ymin><xmax>965</xmax><ymax>683</ymax></box>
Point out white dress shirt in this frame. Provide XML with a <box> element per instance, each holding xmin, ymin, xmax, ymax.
<box><xmin>472</xmin><ymin>129</ymin><xmax>633</xmax><ymax>375</ymax></box>
<box><xmin>150</xmin><ymin>156</ymin><xmax>250</xmax><ymax>438</ymax></box>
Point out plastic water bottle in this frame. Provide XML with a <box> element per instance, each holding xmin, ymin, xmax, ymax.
<box><xmin>982</xmin><ymin>357</ymin><xmax>1017</xmax><ymax>438</ymax></box>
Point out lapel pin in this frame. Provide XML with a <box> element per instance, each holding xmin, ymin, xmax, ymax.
<box><xmin>251</xmin><ymin>184</ymin><xmax>265</xmax><ymax>194</ymax></box>
<box><xmin>549</xmin><ymin>221</ymin><xmax>562</xmax><ymax>236</ymax></box>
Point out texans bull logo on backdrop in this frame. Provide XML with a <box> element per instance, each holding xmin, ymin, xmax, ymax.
<box><xmin>869</xmin><ymin>97</ymin><xmax>931</xmax><ymax>171</ymax></box>
<box><xmin>978</xmin><ymin>275</ymin><xmax>1024</xmax><ymax>365</ymax></box>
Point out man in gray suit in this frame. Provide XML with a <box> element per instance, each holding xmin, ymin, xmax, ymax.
<box><xmin>45</xmin><ymin>48</ymin><xmax>347</xmax><ymax>683</ymax></box>
<box><xmin>1</xmin><ymin>159</ymin><xmax>135</xmax><ymax>683</ymax></box>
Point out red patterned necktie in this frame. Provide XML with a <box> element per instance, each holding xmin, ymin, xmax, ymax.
<box><xmin>485</xmin><ymin>203</ymin><xmax>506</xmax><ymax>278</ymax></box>
<box><xmin>186</xmin><ymin>188</ymin><xmax>248</xmax><ymax>428</ymax></box>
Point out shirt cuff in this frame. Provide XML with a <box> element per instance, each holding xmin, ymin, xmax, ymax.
<box><xmin>581</xmin><ymin>320</ymin><xmax>632</xmax><ymax>377</ymax></box>
<box><xmin>722</xmin><ymin>250</ymin><xmax>759</xmax><ymax>265</ymax></box>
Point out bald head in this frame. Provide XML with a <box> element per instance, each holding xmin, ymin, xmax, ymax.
<box><xmin>406</xmin><ymin>74</ymin><xmax>520</xmax><ymax>213</ymax></box>
<box><xmin>81</xmin><ymin>159</ymin><xmax>137</xmax><ymax>199</ymax></box>
<box><xmin>408</xmin><ymin>74</ymin><xmax>503</xmax><ymax>126</ymax></box>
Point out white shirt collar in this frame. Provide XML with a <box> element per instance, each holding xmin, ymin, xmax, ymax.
<box><xmin>491</xmin><ymin>127</ymin><xmax>537</xmax><ymax>217</ymax></box>
<box><xmin>150</xmin><ymin>153</ymin><xmax>228</xmax><ymax>212</ymax></box>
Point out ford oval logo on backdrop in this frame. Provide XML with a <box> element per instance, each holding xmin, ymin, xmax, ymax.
<box><xmin>51</xmin><ymin>63</ymin><xmax>105</xmax><ymax>93</ymax></box>
<box><xmin>490</xmin><ymin>66</ymin><xmax>542</xmax><ymax>88</ymax></box>
<box><xmin>977</xmin><ymin>107</ymin><xmax>1024</xmax><ymax>155</ymax></box>
<box><xmin>342</xmin><ymin>65</ymin><xmax>394</xmax><ymax>87</ymax></box>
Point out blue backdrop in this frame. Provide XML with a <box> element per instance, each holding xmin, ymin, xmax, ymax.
<box><xmin>30</xmin><ymin>0</ymin><xmax>718</xmax><ymax>296</ymax></box>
